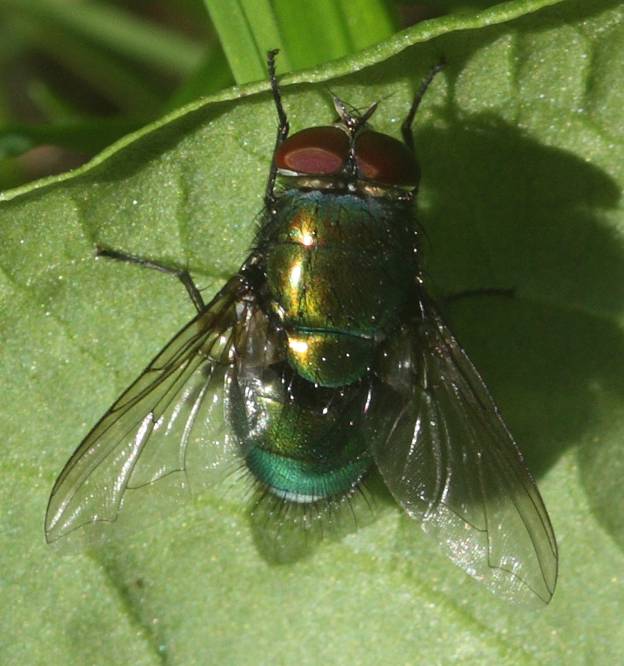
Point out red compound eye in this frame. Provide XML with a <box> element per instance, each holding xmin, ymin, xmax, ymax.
<box><xmin>276</xmin><ymin>126</ymin><xmax>349</xmax><ymax>175</ymax></box>
<box><xmin>355</xmin><ymin>130</ymin><xmax>420</xmax><ymax>186</ymax></box>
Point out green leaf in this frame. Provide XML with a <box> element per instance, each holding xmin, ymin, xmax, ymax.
<box><xmin>2</xmin><ymin>0</ymin><xmax>624</xmax><ymax>663</ymax></box>
<box><xmin>272</xmin><ymin>0</ymin><xmax>398</xmax><ymax>71</ymax></box>
<box><xmin>203</xmin><ymin>0</ymin><xmax>288</xmax><ymax>83</ymax></box>
<box><xmin>203</xmin><ymin>0</ymin><xmax>399</xmax><ymax>82</ymax></box>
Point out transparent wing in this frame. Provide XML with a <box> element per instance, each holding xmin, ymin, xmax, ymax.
<box><xmin>45</xmin><ymin>276</ymin><xmax>248</xmax><ymax>542</ymax></box>
<box><xmin>371</xmin><ymin>293</ymin><xmax>558</xmax><ymax>605</ymax></box>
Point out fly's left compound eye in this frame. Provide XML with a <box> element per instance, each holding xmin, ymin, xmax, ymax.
<box><xmin>355</xmin><ymin>130</ymin><xmax>420</xmax><ymax>186</ymax></box>
<box><xmin>276</xmin><ymin>126</ymin><xmax>349</xmax><ymax>175</ymax></box>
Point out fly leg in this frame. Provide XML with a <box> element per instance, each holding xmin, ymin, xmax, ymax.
<box><xmin>96</xmin><ymin>246</ymin><xmax>205</xmax><ymax>312</ymax></box>
<box><xmin>265</xmin><ymin>49</ymin><xmax>290</xmax><ymax>211</ymax></box>
<box><xmin>401</xmin><ymin>60</ymin><xmax>446</xmax><ymax>153</ymax></box>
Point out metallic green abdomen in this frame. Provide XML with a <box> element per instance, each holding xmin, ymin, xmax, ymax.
<box><xmin>230</xmin><ymin>364</ymin><xmax>372</xmax><ymax>502</ymax></box>
<box><xmin>264</xmin><ymin>190</ymin><xmax>414</xmax><ymax>386</ymax></box>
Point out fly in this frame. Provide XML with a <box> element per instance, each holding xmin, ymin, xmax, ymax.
<box><xmin>45</xmin><ymin>51</ymin><xmax>558</xmax><ymax>605</ymax></box>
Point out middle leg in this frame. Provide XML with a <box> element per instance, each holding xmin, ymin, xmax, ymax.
<box><xmin>96</xmin><ymin>246</ymin><xmax>206</xmax><ymax>312</ymax></box>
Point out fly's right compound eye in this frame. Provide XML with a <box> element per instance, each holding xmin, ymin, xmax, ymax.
<box><xmin>276</xmin><ymin>126</ymin><xmax>349</xmax><ymax>175</ymax></box>
<box><xmin>355</xmin><ymin>130</ymin><xmax>420</xmax><ymax>186</ymax></box>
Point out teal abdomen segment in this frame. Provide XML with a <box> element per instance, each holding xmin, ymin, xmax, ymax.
<box><xmin>229</xmin><ymin>363</ymin><xmax>372</xmax><ymax>501</ymax></box>
<box><xmin>245</xmin><ymin>448</ymin><xmax>371</xmax><ymax>502</ymax></box>
<box><xmin>264</xmin><ymin>190</ymin><xmax>415</xmax><ymax>386</ymax></box>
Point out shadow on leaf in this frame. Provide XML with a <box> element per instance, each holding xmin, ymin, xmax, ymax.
<box><xmin>414</xmin><ymin>113</ymin><xmax>624</xmax><ymax>555</ymax></box>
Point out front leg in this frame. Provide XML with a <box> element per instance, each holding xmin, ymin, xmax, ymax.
<box><xmin>264</xmin><ymin>49</ymin><xmax>290</xmax><ymax>212</ymax></box>
<box><xmin>401</xmin><ymin>60</ymin><xmax>446</xmax><ymax>153</ymax></box>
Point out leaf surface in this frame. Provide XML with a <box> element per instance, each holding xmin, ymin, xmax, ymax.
<box><xmin>2</xmin><ymin>1</ymin><xmax>624</xmax><ymax>663</ymax></box>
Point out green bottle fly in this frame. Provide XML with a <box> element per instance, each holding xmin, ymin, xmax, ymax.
<box><xmin>46</xmin><ymin>51</ymin><xmax>558</xmax><ymax>606</ymax></box>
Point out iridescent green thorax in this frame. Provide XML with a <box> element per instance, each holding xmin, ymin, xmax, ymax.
<box><xmin>261</xmin><ymin>189</ymin><xmax>416</xmax><ymax>387</ymax></box>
